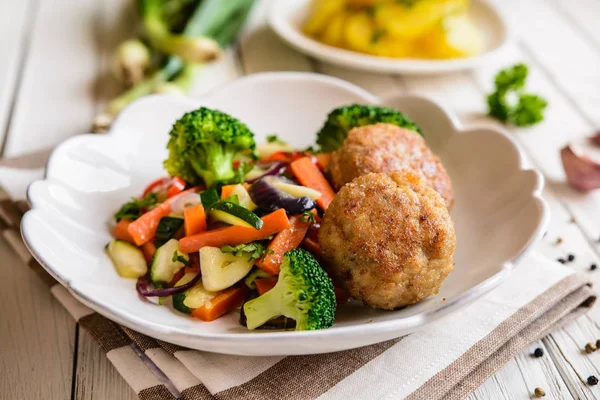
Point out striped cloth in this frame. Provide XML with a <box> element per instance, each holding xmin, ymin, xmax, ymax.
<box><xmin>0</xmin><ymin>181</ymin><xmax>596</xmax><ymax>399</ymax></box>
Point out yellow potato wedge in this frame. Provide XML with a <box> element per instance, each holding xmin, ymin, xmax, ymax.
<box><xmin>304</xmin><ymin>0</ymin><xmax>346</xmax><ymax>36</ymax></box>
<box><xmin>344</xmin><ymin>11</ymin><xmax>376</xmax><ymax>53</ymax></box>
<box><xmin>321</xmin><ymin>11</ymin><xmax>349</xmax><ymax>47</ymax></box>
<box><xmin>372</xmin><ymin>35</ymin><xmax>415</xmax><ymax>58</ymax></box>
<box><xmin>375</xmin><ymin>0</ymin><xmax>469</xmax><ymax>39</ymax></box>
<box><xmin>418</xmin><ymin>12</ymin><xmax>484</xmax><ymax>58</ymax></box>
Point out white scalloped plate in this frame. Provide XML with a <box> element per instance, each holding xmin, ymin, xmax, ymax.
<box><xmin>269</xmin><ymin>0</ymin><xmax>510</xmax><ymax>74</ymax></box>
<box><xmin>21</xmin><ymin>73</ymin><xmax>548</xmax><ymax>356</ymax></box>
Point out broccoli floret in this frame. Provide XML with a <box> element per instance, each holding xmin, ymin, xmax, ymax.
<box><xmin>316</xmin><ymin>104</ymin><xmax>422</xmax><ymax>153</ymax></box>
<box><xmin>164</xmin><ymin>107</ymin><xmax>256</xmax><ymax>187</ymax></box>
<box><xmin>487</xmin><ymin>63</ymin><xmax>547</xmax><ymax>127</ymax></box>
<box><xmin>243</xmin><ymin>248</ymin><xmax>336</xmax><ymax>331</ymax></box>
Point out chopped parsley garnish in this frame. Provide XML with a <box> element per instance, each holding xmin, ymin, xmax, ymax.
<box><xmin>114</xmin><ymin>193</ymin><xmax>159</xmax><ymax>222</ymax></box>
<box><xmin>221</xmin><ymin>242</ymin><xmax>267</xmax><ymax>261</ymax></box>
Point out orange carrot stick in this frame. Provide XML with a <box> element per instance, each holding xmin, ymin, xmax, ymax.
<box><xmin>141</xmin><ymin>241</ymin><xmax>157</xmax><ymax>263</ymax></box>
<box><xmin>184</xmin><ymin>204</ymin><xmax>207</xmax><ymax>237</ymax></box>
<box><xmin>255</xmin><ymin>215</ymin><xmax>311</xmax><ymax>274</ymax></box>
<box><xmin>220</xmin><ymin>184</ymin><xmax>237</xmax><ymax>200</ymax></box>
<box><xmin>316</xmin><ymin>153</ymin><xmax>331</xmax><ymax>170</ymax></box>
<box><xmin>127</xmin><ymin>188</ymin><xmax>198</xmax><ymax>246</ymax></box>
<box><xmin>113</xmin><ymin>219</ymin><xmax>135</xmax><ymax>243</ymax></box>
<box><xmin>191</xmin><ymin>286</ymin><xmax>249</xmax><ymax>322</ymax></box>
<box><xmin>179</xmin><ymin>209</ymin><xmax>290</xmax><ymax>254</ymax></box>
<box><xmin>290</xmin><ymin>157</ymin><xmax>335</xmax><ymax>210</ymax></box>
<box><xmin>255</xmin><ymin>277</ymin><xmax>278</xmax><ymax>296</ymax></box>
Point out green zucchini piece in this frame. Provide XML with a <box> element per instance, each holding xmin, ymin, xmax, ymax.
<box><xmin>106</xmin><ymin>240</ymin><xmax>148</xmax><ymax>279</ymax></box>
<box><xmin>150</xmin><ymin>239</ymin><xmax>188</xmax><ymax>286</ymax></box>
<box><xmin>156</xmin><ymin>216</ymin><xmax>184</xmax><ymax>240</ymax></box>
<box><xmin>172</xmin><ymin>272</ymin><xmax>197</xmax><ymax>314</ymax></box>
<box><xmin>244</xmin><ymin>267</ymin><xmax>274</xmax><ymax>289</ymax></box>
<box><xmin>208</xmin><ymin>201</ymin><xmax>263</xmax><ymax>229</ymax></box>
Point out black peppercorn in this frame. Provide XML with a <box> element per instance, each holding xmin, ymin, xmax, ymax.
<box><xmin>588</xmin><ymin>375</ymin><xmax>598</xmax><ymax>385</ymax></box>
<box><xmin>591</xmin><ymin>264</ymin><xmax>597</xmax><ymax>271</ymax></box>
<box><xmin>533</xmin><ymin>348</ymin><xmax>544</xmax><ymax>358</ymax></box>
<box><xmin>557</xmin><ymin>258</ymin><xmax>566</xmax><ymax>264</ymax></box>
<box><xmin>567</xmin><ymin>254</ymin><xmax>575</xmax><ymax>262</ymax></box>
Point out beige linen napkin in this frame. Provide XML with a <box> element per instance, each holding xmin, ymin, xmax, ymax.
<box><xmin>0</xmin><ymin>164</ymin><xmax>595</xmax><ymax>400</ymax></box>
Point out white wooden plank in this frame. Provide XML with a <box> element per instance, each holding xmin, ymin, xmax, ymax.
<box><xmin>0</xmin><ymin>0</ymin><xmax>33</xmax><ymax>152</ymax></box>
<box><xmin>0</xmin><ymin>238</ymin><xmax>75</xmax><ymax>399</ymax></box>
<box><xmin>552</xmin><ymin>0</ymin><xmax>600</xmax><ymax>52</ymax></box>
<box><xmin>3</xmin><ymin>0</ymin><xmax>100</xmax><ymax>156</ymax></box>
<box><xmin>238</xmin><ymin>0</ymin><xmax>313</xmax><ymax>74</ymax></box>
<box><xmin>469</xmin><ymin>359</ymin><xmax>527</xmax><ymax>400</ymax></box>
<box><xmin>74</xmin><ymin>329</ymin><xmax>137</xmax><ymax>400</ymax></box>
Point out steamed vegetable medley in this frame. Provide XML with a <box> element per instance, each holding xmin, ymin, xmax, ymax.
<box><xmin>106</xmin><ymin>104</ymin><xmax>416</xmax><ymax>331</ymax></box>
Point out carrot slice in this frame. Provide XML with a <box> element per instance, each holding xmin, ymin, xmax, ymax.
<box><xmin>113</xmin><ymin>219</ymin><xmax>135</xmax><ymax>243</ymax></box>
<box><xmin>316</xmin><ymin>153</ymin><xmax>332</xmax><ymax>170</ymax></box>
<box><xmin>191</xmin><ymin>286</ymin><xmax>249</xmax><ymax>322</ymax></box>
<box><xmin>302</xmin><ymin>237</ymin><xmax>322</xmax><ymax>256</ymax></box>
<box><xmin>179</xmin><ymin>209</ymin><xmax>291</xmax><ymax>254</ymax></box>
<box><xmin>290</xmin><ymin>157</ymin><xmax>335</xmax><ymax>210</ymax></box>
<box><xmin>141</xmin><ymin>241</ymin><xmax>157</xmax><ymax>263</ymax></box>
<box><xmin>184</xmin><ymin>204</ymin><xmax>207</xmax><ymax>236</ymax></box>
<box><xmin>255</xmin><ymin>215</ymin><xmax>311</xmax><ymax>274</ymax></box>
<box><xmin>255</xmin><ymin>277</ymin><xmax>278</xmax><ymax>296</ymax></box>
<box><xmin>127</xmin><ymin>188</ymin><xmax>198</xmax><ymax>246</ymax></box>
<box><xmin>220</xmin><ymin>184</ymin><xmax>238</xmax><ymax>200</ymax></box>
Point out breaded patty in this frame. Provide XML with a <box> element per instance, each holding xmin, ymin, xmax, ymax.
<box><xmin>327</xmin><ymin>123</ymin><xmax>454</xmax><ymax>208</ymax></box>
<box><xmin>319</xmin><ymin>171</ymin><xmax>456</xmax><ymax>310</ymax></box>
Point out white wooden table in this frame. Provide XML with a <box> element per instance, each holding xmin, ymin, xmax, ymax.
<box><xmin>3</xmin><ymin>0</ymin><xmax>600</xmax><ymax>398</ymax></box>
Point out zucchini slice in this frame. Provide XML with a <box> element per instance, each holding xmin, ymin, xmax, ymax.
<box><xmin>150</xmin><ymin>239</ymin><xmax>189</xmax><ymax>286</ymax></box>
<box><xmin>172</xmin><ymin>272</ymin><xmax>196</xmax><ymax>314</ymax></box>
<box><xmin>200</xmin><ymin>246</ymin><xmax>255</xmax><ymax>291</ymax></box>
<box><xmin>106</xmin><ymin>240</ymin><xmax>148</xmax><ymax>279</ymax></box>
<box><xmin>172</xmin><ymin>272</ymin><xmax>217</xmax><ymax>314</ymax></box>
<box><xmin>229</xmin><ymin>184</ymin><xmax>257</xmax><ymax>211</ymax></box>
<box><xmin>256</xmin><ymin>142</ymin><xmax>294</xmax><ymax>159</ymax></box>
<box><xmin>208</xmin><ymin>201</ymin><xmax>263</xmax><ymax>229</ymax></box>
<box><xmin>244</xmin><ymin>267</ymin><xmax>274</xmax><ymax>289</ymax></box>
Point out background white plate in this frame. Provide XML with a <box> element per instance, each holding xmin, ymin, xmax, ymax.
<box><xmin>269</xmin><ymin>0</ymin><xmax>510</xmax><ymax>74</ymax></box>
<box><xmin>22</xmin><ymin>73</ymin><xmax>548</xmax><ymax>356</ymax></box>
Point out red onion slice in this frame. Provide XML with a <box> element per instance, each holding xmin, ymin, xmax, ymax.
<box><xmin>246</xmin><ymin>162</ymin><xmax>287</xmax><ymax>183</ymax></box>
<box><xmin>136</xmin><ymin>268</ymin><xmax>201</xmax><ymax>297</ymax></box>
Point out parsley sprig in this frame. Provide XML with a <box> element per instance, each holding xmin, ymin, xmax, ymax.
<box><xmin>114</xmin><ymin>193</ymin><xmax>159</xmax><ymax>222</ymax></box>
<box><xmin>221</xmin><ymin>242</ymin><xmax>268</xmax><ymax>261</ymax></box>
<box><xmin>487</xmin><ymin>64</ymin><xmax>547</xmax><ymax>127</ymax></box>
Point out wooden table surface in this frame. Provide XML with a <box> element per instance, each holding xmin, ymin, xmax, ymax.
<box><xmin>3</xmin><ymin>0</ymin><xmax>600</xmax><ymax>398</ymax></box>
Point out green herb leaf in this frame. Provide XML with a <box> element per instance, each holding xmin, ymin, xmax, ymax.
<box><xmin>221</xmin><ymin>242</ymin><xmax>267</xmax><ymax>261</ymax></box>
<box><xmin>266</xmin><ymin>134</ymin><xmax>286</xmax><ymax>144</ymax></box>
<box><xmin>172</xmin><ymin>250</ymin><xmax>192</xmax><ymax>268</ymax></box>
<box><xmin>156</xmin><ymin>217</ymin><xmax>184</xmax><ymax>240</ymax></box>
<box><xmin>222</xmin><ymin>194</ymin><xmax>240</xmax><ymax>205</ymax></box>
<box><xmin>300</xmin><ymin>211</ymin><xmax>317</xmax><ymax>224</ymax></box>
<box><xmin>200</xmin><ymin>189</ymin><xmax>220</xmax><ymax>209</ymax></box>
<box><xmin>114</xmin><ymin>193</ymin><xmax>159</xmax><ymax>222</ymax></box>
<box><xmin>486</xmin><ymin>63</ymin><xmax>548</xmax><ymax>127</ymax></box>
